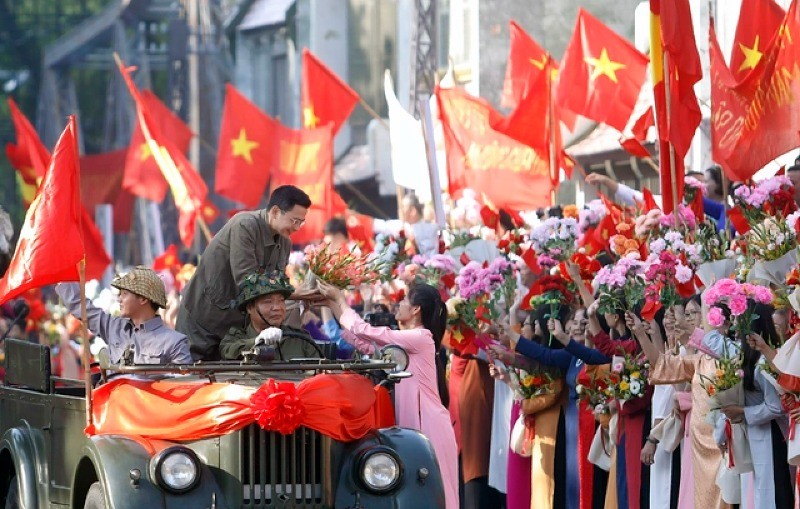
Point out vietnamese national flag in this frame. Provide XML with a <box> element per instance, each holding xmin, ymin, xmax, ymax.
<box><xmin>268</xmin><ymin>122</ymin><xmax>340</xmax><ymax>245</ymax></box>
<box><xmin>556</xmin><ymin>8</ymin><xmax>648</xmax><ymax>133</ymax></box>
<box><xmin>710</xmin><ymin>3</ymin><xmax>799</xmax><ymax>182</ymax></box>
<box><xmin>301</xmin><ymin>49</ymin><xmax>360</xmax><ymax>135</ymax></box>
<box><xmin>215</xmin><ymin>84</ymin><xmax>276</xmax><ymax>208</ymax></box>
<box><xmin>0</xmin><ymin>117</ymin><xmax>86</xmax><ymax>304</ymax></box>
<box><xmin>80</xmin><ymin>149</ymin><xmax>135</xmax><ymax>233</ymax></box>
<box><xmin>437</xmin><ymin>86</ymin><xmax>553</xmax><ymax>210</ymax></box>
<box><xmin>729</xmin><ymin>0</ymin><xmax>784</xmax><ymax>80</ymax></box>
<box><xmin>116</xmin><ymin>57</ymin><xmax>209</xmax><ymax>247</ymax></box>
<box><xmin>153</xmin><ymin>244</ymin><xmax>181</xmax><ymax>273</ymax></box>
<box><xmin>122</xmin><ymin>90</ymin><xmax>193</xmax><ymax>203</ymax></box>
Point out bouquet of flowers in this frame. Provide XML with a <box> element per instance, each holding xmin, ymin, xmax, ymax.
<box><xmin>418</xmin><ymin>253</ymin><xmax>458</xmax><ymax>289</ymax></box>
<box><xmin>640</xmin><ymin>245</ymin><xmax>699</xmax><ymax>320</ymax></box>
<box><xmin>732</xmin><ymin>175</ymin><xmax>798</xmax><ymax>227</ymax></box>
<box><xmin>700</xmin><ymin>348</ymin><xmax>745</xmax><ymax>409</ymax></box>
<box><xmin>497</xmin><ymin>230</ymin><xmax>527</xmax><ymax>257</ymax></box>
<box><xmin>305</xmin><ymin>244</ymin><xmax>386</xmax><ymax>289</ymax></box>
<box><xmin>511</xmin><ymin>367</ymin><xmax>564</xmax><ymax>416</ymax></box>
<box><xmin>695</xmin><ymin>221</ymin><xmax>733</xmax><ymax>263</ymax></box>
<box><xmin>704</xmin><ymin>278</ymin><xmax>773</xmax><ymax>338</ymax></box>
<box><xmin>684</xmin><ymin>176</ymin><xmax>707</xmax><ymax>205</ymax></box>
<box><xmin>576</xmin><ymin>371</ymin><xmax>614</xmax><ymax>425</ymax></box>
<box><xmin>747</xmin><ymin>217</ymin><xmax>797</xmax><ymax>262</ymax></box>
<box><xmin>609</xmin><ymin>354</ymin><xmax>650</xmax><ymax>402</ymax></box>
<box><xmin>578</xmin><ymin>200</ymin><xmax>606</xmax><ymax>235</ymax></box>
<box><xmin>373</xmin><ymin>232</ymin><xmax>414</xmax><ymax>277</ymax></box>
<box><xmin>530</xmin><ymin>217</ymin><xmax>579</xmax><ymax>268</ymax></box>
<box><xmin>595</xmin><ymin>255</ymin><xmax>646</xmax><ymax>315</ymax></box>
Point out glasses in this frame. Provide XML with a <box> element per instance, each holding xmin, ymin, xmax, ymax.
<box><xmin>281</xmin><ymin>210</ymin><xmax>306</xmax><ymax>227</ymax></box>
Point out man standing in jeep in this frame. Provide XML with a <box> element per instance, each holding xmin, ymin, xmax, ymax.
<box><xmin>177</xmin><ymin>185</ymin><xmax>312</xmax><ymax>361</ymax></box>
<box><xmin>55</xmin><ymin>266</ymin><xmax>191</xmax><ymax>364</ymax></box>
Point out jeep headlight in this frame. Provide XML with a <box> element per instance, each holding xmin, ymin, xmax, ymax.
<box><xmin>150</xmin><ymin>446</ymin><xmax>201</xmax><ymax>494</ymax></box>
<box><xmin>358</xmin><ymin>447</ymin><xmax>402</xmax><ymax>493</ymax></box>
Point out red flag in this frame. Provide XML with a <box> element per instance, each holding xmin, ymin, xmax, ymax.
<box><xmin>5</xmin><ymin>100</ymin><xmax>113</xmax><ymax>277</ymax></box>
<box><xmin>267</xmin><ymin>122</ymin><xmax>338</xmax><ymax>245</ymax></box>
<box><xmin>80</xmin><ymin>149</ymin><xmax>135</xmax><ymax>233</ymax></box>
<box><xmin>116</xmin><ymin>58</ymin><xmax>208</xmax><ymax>247</ymax></box>
<box><xmin>501</xmin><ymin>20</ymin><xmax>577</xmax><ymax>131</ymax></box>
<box><xmin>729</xmin><ymin>0</ymin><xmax>784</xmax><ymax>79</ymax></box>
<box><xmin>556</xmin><ymin>8</ymin><xmax>648</xmax><ymax>132</ymax></box>
<box><xmin>619</xmin><ymin>98</ymin><xmax>655</xmax><ymax>158</ymax></box>
<box><xmin>437</xmin><ymin>86</ymin><xmax>554</xmax><ymax>210</ymax></box>
<box><xmin>122</xmin><ymin>90</ymin><xmax>193</xmax><ymax>202</ymax></box>
<box><xmin>301</xmin><ymin>49</ymin><xmax>360</xmax><ymax>135</ymax></box>
<box><xmin>215</xmin><ymin>84</ymin><xmax>276</xmax><ymax>207</ymax></box>
<box><xmin>0</xmin><ymin>117</ymin><xmax>85</xmax><ymax>303</ymax></box>
<box><xmin>5</xmin><ymin>98</ymin><xmax>50</xmax><ymax>206</ymax></box>
<box><xmin>710</xmin><ymin>4</ymin><xmax>799</xmax><ymax>182</ymax></box>
<box><xmin>153</xmin><ymin>244</ymin><xmax>181</xmax><ymax>273</ymax></box>
<box><xmin>345</xmin><ymin>211</ymin><xmax>375</xmax><ymax>251</ymax></box>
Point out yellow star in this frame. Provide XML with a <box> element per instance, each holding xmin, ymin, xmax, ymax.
<box><xmin>584</xmin><ymin>48</ymin><xmax>627</xmax><ymax>84</ymax></box>
<box><xmin>303</xmin><ymin>106</ymin><xmax>320</xmax><ymax>128</ymax></box>
<box><xmin>779</xmin><ymin>23</ymin><xmax>793</xmax><ymax>48</ymax></box>
<box><xmin>530</xmin><ymin>55</ymin><xmax>548</xmax><ymax>70</ymax></box>
<box><xmin>230</xmin><ymin>128</ymin><xmax>259</xmax><ymax>165</ymax></box>
<box><xmin>139</xmin><ymin>142</ymin><xmax>152</xmax><ymax>161</ymax></box>
<box><xmin>738</xmin><ymin>35</ymin><xmax>763</xmax><ymax>72</ymax></box>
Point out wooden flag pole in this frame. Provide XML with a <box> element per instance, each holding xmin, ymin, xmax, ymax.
<box><xmin>548</xmin><ymin>60</ymin><xmax>558</xmax><ymax>206</ymax></box>
<box><xmin>79</xmin><ymin>259</ymin><xmax>93</xmax><ymax>431</ymax></box>
<box><xmin>358</xmin><ymin>98</ymin><xmax>390</xmax><ymax>130</ymax></box>
<box><xmin>662</xmin><ymin>53</ymin><xmax>681</xmax><ymax>216</ymax></box>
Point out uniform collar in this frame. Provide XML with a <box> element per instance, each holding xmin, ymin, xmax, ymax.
<box><xmin>130</xmin><ymin>315</ymin><xmax>165</xmax><ymax>333</ymax></box>
<box><xmin>260</xmin><ymin>209</ymin><xmax>282</xmax><ymax>244</ymax></box>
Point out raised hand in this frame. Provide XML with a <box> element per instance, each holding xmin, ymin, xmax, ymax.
<box><xmin>547</xmin><ymin>318</ymin><xmax>570</xmax><ymax>345</ymax></box>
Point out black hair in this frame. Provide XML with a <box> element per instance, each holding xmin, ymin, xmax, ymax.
<box><xmin>705</xmin><ymin>165</ymin><xmax>723</xmax><ymax>196</ymax></box>
<box><xmin>533</xmin><ymin>302</ymin><xmax>569</xmax><ymax>349</ymax></box>
<box><xmin>742</xmin><ymin>302</ymin><xmax>779</xmax><ymax>392</ymax></box>
<box><xmin>683</xmin><ymin>294</ymin><xmax>702</xmax><ymax>307</ymax></box>
<box><xmin>547</xmin><ymin>205</ymin><xmax>563</xmax><ymax>218</ymax></box>
<box><xmin>498</xmin><ymin>209</ymin><xmax>516</xmax><ymax>231</ymax></box>
<box><xmin>267</xmin><ymin>185</ymin><xmax>312</xmax><ymax>211</ymax></box>
<box><xmin>323</xmin><ymin>217</ymin><xmax>349</xmax><ymax>238</ymax></box>
<box><xmin>408</xmin><ymin>283</ymin><xmax>450</xmax><ymax>408</ymax></box>
<box><xmin>403</xmin><ymin>194</ymin><xmax>424</xmax><ymax>216</ymax></box>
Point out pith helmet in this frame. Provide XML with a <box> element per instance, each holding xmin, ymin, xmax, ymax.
<box><xmin>111</xmin><ymin>266</ymin><xmax>168</xmax><ymax>308</ymax></box>
<box><xmin>236</xmin><ymin>271</ymin><xmax>295</xmax><ymax>311</ymax></box>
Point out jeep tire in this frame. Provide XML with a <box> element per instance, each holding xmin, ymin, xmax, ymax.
<box><xmin>84</xmin><ymin>482</ymin><xmax>107</xmax><ymax>509</ymax></box>
<box><xmin>4</xmin><ymin>475</ymin><xmax>19</xmax><ymax>509</ymax></box>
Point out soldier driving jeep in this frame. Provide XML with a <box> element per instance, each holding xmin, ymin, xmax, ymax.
<box><xmin>219</xmin><ymin>271</ymin><xmax>322</xmax><ymax>360</ymax></box>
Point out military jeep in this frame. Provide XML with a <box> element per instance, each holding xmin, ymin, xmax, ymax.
<box><xmin>0</xmin><ymin>338</ymin><xmax>445</xmax><ymax>508</ymax></box>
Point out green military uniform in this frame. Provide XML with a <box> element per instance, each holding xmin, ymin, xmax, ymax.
<box><xmin>176</xmin><ymin>210</ymin><xmax>291</xmax><ymax>361</ymax></box>
<box><xmin>217</xmin><ymin>271</ymin><xmax>320</xmax><ymax>361</ymax></box>
<box><xmin>219</xmin><ymin>323</ymin><xmax>320</xmax><ymax>360</ymax></box>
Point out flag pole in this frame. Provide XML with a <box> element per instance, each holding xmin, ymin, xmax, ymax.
<box><xmin>547</xmin><ymin>60</ymin><xmax>558</xmax><ymax>206</ymax></box>
<box><xmin>662</xmin><ymin>54</ymin><xmax>681</xmax><ymax>216</ymax></box>
<box><xmin>79</xmin><ymin>259</ymin><xmax>93</xmax><ymax>431</ymax></box>
<box><xmin>419</xmin><ymin>99</ymin><xmax>447</xmax><ymax>228</ymax></box>
<box><xmin>358</xmin><ymin>98</ymin><xmax>390</xmax><ymax>130</ymax></box>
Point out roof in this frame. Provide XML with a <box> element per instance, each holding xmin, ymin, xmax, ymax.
<box><xmin>238</xmin><ymin>0</ymin><xmax>295</xmax><ymax>31</ymax></box>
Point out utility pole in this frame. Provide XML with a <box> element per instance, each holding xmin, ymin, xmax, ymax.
<box><xmin>411</xmin><ymin>0</ymin><xmax>437</xmax><ymax>116</ymax></box>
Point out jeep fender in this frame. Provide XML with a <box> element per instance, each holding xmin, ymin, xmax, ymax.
<box><xmin>81</xmin><ymin>436</ymin><xmax>230</xmax><ymax>509</ymax></box>
<box><xmin>1</xmin><ymin>422</ymin><xmax>48</xmax><ymax>508</ymax></box>
<box><xmin>334</xmin><ymin>427</ymin><xmax>446</xmax><ymax>509</ymax></box>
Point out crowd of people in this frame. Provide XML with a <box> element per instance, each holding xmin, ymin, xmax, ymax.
<box><xmin>6</xmin><ymin>164</ymin><xmax>800</xmax><ymax>509</ymax></box>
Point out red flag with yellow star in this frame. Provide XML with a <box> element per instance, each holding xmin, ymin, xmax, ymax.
<box><xmin>555</xmin><ymin>8</ymin><xmax>648</xmax><ymax>133</ymax></box>
<box><xmin>301</xmin><ymin>49</ymin><xmax>360</xmax><ymax>135</ymax></box>
<box><xmin>215</xmin><ymin>84</ymin><xmax>276</xmax><ymax>208</ymax></box>
<box><xmin>729</xmin><ymin>0</ymin><xmax>784</xmax><ymax>80</ymax></box>
<box><xmin>711</xmin><ymin>3</ymin><xmax>800</xmax><ymax>181</ymax></box>
<box><xmin>122</xmin><ymin>90</ymin><xmax>193</xmax><ymax>203</ymax></box>
<box><xmin>116</xmin><ymin>58</ymin><xmax>208</xmax><ymax>247</ymax></box>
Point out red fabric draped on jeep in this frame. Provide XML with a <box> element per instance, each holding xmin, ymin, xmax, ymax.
<box><xmin>86</xmin><ymin>373</ymin><xmax>395</xmax><ymax>441</ymax></box>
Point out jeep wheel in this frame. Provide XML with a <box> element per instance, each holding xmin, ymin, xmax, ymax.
<box><xmin>4</xmin><ymin>475</ymin><xmax>20</xmax><ymax>509</ymax></box>
<box><xmin>83</xmin><ymin>482</ymin><xmax>107</xmax><ymax>509</ymax></box>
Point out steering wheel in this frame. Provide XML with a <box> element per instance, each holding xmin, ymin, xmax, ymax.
<box><xmin>277</xmin><ymin>335</ymin><xmax>325</xmax><ymax>360</ymax></box>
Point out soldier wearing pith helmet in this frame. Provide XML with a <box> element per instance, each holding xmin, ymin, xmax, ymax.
<box><xmin>55</xmin><ymin>266</ymin><xmax>192</xmax><ymax>365</ymax></box>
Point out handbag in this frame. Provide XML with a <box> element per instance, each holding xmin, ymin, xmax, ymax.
<box><xmin>587</xmin><ymin>426</ymin><xmax>611</xmax><ymax>471</ymax></box>
<box><xmin>510</xmin><ymin>413</ymin><xmax>533</xmax><ymax>458</ymax></box>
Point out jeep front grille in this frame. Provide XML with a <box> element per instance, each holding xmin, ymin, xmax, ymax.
<box><xmin>240</xmin><ymin>424</ymin><xmax>330</xmax><ymax>508</ymax></box>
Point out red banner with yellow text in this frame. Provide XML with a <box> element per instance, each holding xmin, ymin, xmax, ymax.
<box><xmin>437</xmin><ymin>86</ymin><xmax>553</xmax><ymax>210</ymax></box>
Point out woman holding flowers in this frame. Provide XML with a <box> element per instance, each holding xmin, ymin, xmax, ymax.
<box><xmin>638</xmin><ymin>298</ymin><xmax>733</xmax><ymax>509</ymax></box>
<box><xmin>717</xmin><ymin>304</ymin><xmax>791</xmax><ymax>509</ymax></box>
<box><xmin>317</xmin><ymin>281</ymin><xmax>459</xmax><ymax>509</ymax></box>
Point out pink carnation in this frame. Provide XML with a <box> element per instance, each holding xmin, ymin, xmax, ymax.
<box><xmin>729</xmin><ymin>294</ymin><xmax>748</xmax><ymax>316</ymax></box>
<box><xmin>707</xmin><ymin>306</ymin><xmax>725</xmax><ymax>327</ymax></box>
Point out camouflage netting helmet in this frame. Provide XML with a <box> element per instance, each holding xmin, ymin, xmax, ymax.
<box><xmin>236</xmin><ymin>271</ymin><xmax>295</xmax><ymax>311</ymax></box>
<box><xmin>111</xmin><ymin>266</ymin><xmax>168</xmax><ymax>308</ymax></box>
